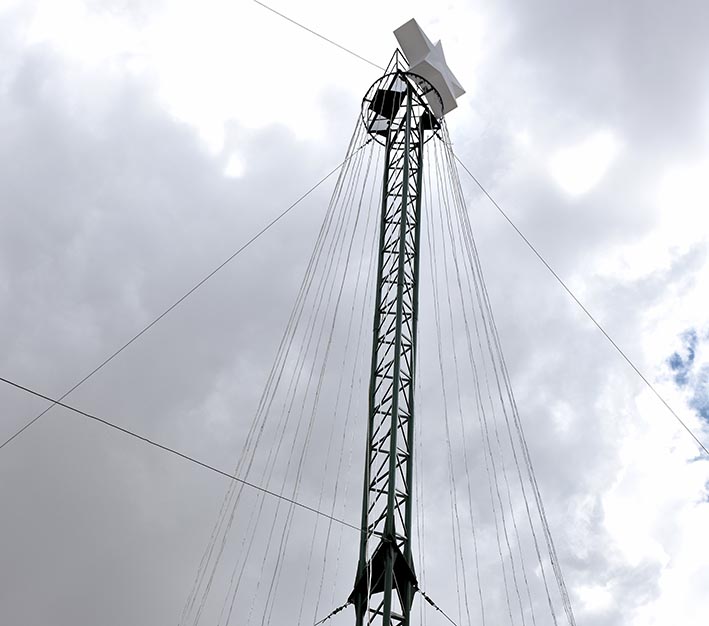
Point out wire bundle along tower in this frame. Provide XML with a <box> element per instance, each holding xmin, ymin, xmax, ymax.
<box><xmin>350</xmin><ymin>20</ymin><xmax>464</xmax><ymax>626</ymax></box>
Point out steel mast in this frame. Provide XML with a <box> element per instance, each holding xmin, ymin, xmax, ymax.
<box><xmin>349</xmin><ymin>20</ymin><xmax>464</xmax><ymax>626</ymax></box>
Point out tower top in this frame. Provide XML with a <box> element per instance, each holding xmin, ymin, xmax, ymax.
<box><xmin>394</xmin><ymin>18</ymin><xmax>465</xmax><ymax>118</ymax></box>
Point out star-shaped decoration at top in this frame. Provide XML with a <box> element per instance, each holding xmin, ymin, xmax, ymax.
<box><xmin>394</xmin><ymin>18</ymin><xmax>466</xmax><ymax>118</ymax></box>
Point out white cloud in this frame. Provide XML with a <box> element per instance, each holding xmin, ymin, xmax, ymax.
<box><xmin>577</xmin><ymin>583</ymin><xmax>613</xmax><ymax>612</ymax></box>
<box><xmin>26</xmin><ymin>0</ymin><xmax>145</xmax><ymax>65</ymax></box>
<box><xmin>657</xmin><ymin>159</ymin><xmax>709</xmax><ymax>241</ymax></box>
<box><xmin>223</xmin><ymin>151</ymin><xmax>244</xmax><ymax>178</ymax></box>
<box><xmin>549</xmin><ymin>130</ymin><xmax>621</xmax><ymax>196</ymax></box>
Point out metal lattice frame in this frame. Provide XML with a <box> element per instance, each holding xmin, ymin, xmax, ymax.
<box><xmin>350</xmin><ymin>55</ymin><xmax>441</xmax><ymax>626</ymax></box>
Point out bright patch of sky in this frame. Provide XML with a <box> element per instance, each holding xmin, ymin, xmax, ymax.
<box><xmin>549</xmin><ymin>130</ymin><xmax>621</xmax><ymax>196</ymax></box>
<box><xmin>223</xmin><ymin>152</ymin><xmax>245</xmax><ymax>178</ymax></box>
<box><xmin>577</xmin><ymin>583</ymin><xmax>613</xmax><ymax>612</ymax></box>
<box><xmin>656</xmin><ymin>159</ymin><xmax>709</xmax><ymax>244</ymax></box>
<box><xmin>26</xmin><ymin>0</ymin><xmax>146</xmax><ymax>70</ymax></box>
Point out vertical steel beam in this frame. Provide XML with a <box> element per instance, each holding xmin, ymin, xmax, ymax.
<box><xmin>402</xmin><ymin>123</ymin><xmax>425</xmax><ymax>623</ymax></box>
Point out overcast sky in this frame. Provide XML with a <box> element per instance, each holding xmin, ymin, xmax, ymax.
<box><xmin>1</xmin><ymin>1</ymin><xmax>709</xmax><ymax>625</ymax></box>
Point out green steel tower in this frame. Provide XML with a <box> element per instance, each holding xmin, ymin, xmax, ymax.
<box><xmin>349</xmin><ymin>20</ymin><xmax>465</xmax><ymax>626</ymax></box>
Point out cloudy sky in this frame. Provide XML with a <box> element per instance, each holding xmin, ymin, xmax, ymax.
<box><xmin>1</xmin><ymin>1</ymin><xmax>709</xmax><ymax>625</ymax></box>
